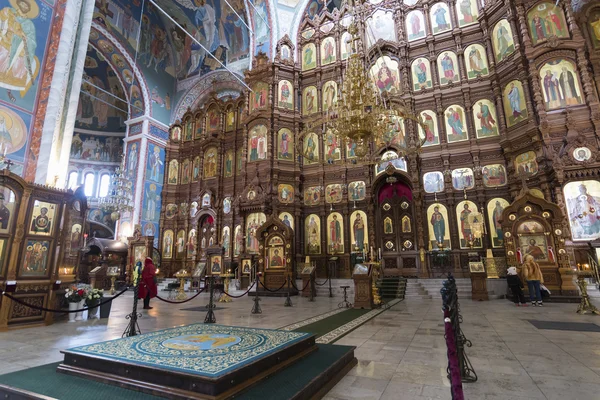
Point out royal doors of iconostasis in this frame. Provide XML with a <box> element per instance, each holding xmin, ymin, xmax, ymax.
<box><xmin>376</xmin><ymin>180</ymin><xmax>419</xmax><ymax>275</ymax></box>
<box><xmin>255</xmin><ymin>216</ymin><xmax>295</xmax><ymax>291</ymax></box>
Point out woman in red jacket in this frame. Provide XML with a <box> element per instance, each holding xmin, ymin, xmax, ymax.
<box><xmin>138</xmin><ymin>257</ymin><xmax>158</xmax><ymax>309</ymax></box>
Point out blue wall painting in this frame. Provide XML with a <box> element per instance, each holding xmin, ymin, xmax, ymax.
<box><xmin>142</xmin><ymin>141</ymin><xmax>165</xmax><ymax>247</ymax></box>
<box><xmin>146</xmin><ymin>143</ymin><xmax>165</xmax><ymax>183</ymax></box>
<box><xmin>70</xmin><ymin>132</ymin><xmax>123</xmax><ymax>162</ymax></box>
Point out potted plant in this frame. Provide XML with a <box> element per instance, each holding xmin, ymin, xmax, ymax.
<box><xmin>86</xmin><ymin>288</ymin><xmax>103</xmax><ymax>319</ymax></box>
<box><xmin>65</xmin><ymin>286</ymin><xmax>85</xmax><ymax>322</ymax></box>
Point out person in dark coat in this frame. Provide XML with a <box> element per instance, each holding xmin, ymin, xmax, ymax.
<box><xmin>138</xmin><ymin>257</ymin><xmax>158</xmax><ymax>309</ymax></box>
<box><xmin>507</xmin><ymin>267</ymin><xmax>527</xmax><ymax>306</ymax></box>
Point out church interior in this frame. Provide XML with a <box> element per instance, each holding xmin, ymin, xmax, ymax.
<box><xmin>0</xmin><ymin>0</ymin><xmax>600</xmax><ymax>398</ymax></box>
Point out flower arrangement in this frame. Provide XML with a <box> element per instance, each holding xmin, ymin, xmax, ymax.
<box><xmin>65</xmin><ymin>286</ymin><xmax>87</xmax><ymax>303</ymax></box>
<box><xmin>86</xmin><ymin>288</ymin><xmax>104</xmax><ymax>305</ymax></box>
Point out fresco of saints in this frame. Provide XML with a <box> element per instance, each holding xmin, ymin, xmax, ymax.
<box><xmin>322</xmin><ymin>38</ymin><xmax>335</xmax><ymax>64</ymax></box>
<box><xmin>303</xmin><ymin>44</ymin><xmax>315</xmax><ymax>70</ymax></box>
<box><xmin>307</xmin><ymin>216</ymin><xmax>320</xmax><ymax>254</ymax></box>
<box><xmin>304</xmin><ymin>88</ymin><xmax>316</xmax><ymax>114</ymax></box>
<box><xmin>467</xmin><ymin>46</ymin><xmax>486</xmax><ymax>76</ymax></box>
<box><xmin>353</xmin><ymin>213</ymin><xmax>365</xmax><ymax>251</ymax></box>
<box><xmin>278</xmin><ymin>129</ymin><xmax>292</xmax><ymax>160</ymax></box>
<box><xmin>432</xmin><ymin>4</ymin><xmax>451</xmax><ymax>32</ymax></box>
<box><xmin>559</xmin><ymin>66</ymin><xmax>581</xmax><ymax>106</ymax></box>
<box><xmin>507</xmin><ymin>82</ymin><xmax>524</xmax><ymax>121</ymax></box>
<box><xmin>329</xmin><ymin>214</ymin><xmax>342</xmax><ymax>253</ymax></box>
<box><xmin>279</xmin><ymin>80</ymin><xmax>292</xmax><ymax>109</ymax></box>
<box><xmin>458</xmin><ymin>0</ymin><xmax>476</xmax><ymax>25</ymax></box>
<box><xmin>567</xmin><ymin>183</ymin><xmax>600</xmax><ymax>239</ymax></box>
<box><xmin>476</xmin><ymin>101</ymin><xmax>497</xmax><ymax>137</ymax></box>
<box><xmin>145</xmin><ymin>184</ymin><xmax>159</xmax><ymax>221</ymax></box>
<box><xmin>446</xmin><ymin>107</ymin><xmax>466</xmax><ymax>141</ymax></box>
<box><xmin>543</xmin><ymin>70</ymin><xmax>561</xmax><ymax>109</ymax></box>
<box><xmin>430</xmin><ymin>206</ymin><xmax>445</xmax><ymax>244</ymax></box>
<box><xmin>323</xmin><ymin>81</ymin><xmax>337</xmax><ymax>112</ymax></box>
<box><xmin>413</xmin><ymin>59</ymin><xmax>429</xmax><ymax>89</ymax></box>
<box><xmin>224</xmin><ymin>151</ymin><xmax>233</xmax><ymax>177</ymax></box>
<box><xmin>440</xmin><ymin>53</ymin><xmax>457</xmax><ymax>83</ymax></box>
<box><xmin>0</xmin><ymin>0</ymin><xmax>40</xmax><ymax>102</ymax></box>
<box><xmin>148</xmin><ymin>146</ymin><xmax>163</xmax><ymax>182</ymax></box>
<box><xmin>459</xmin><ymin>203</ymin><xmax>472</xmax><ymax>246</ymax></box>
<box><xmin>408</xmin><ymin>11</ymin><xmax>425</xmax><ymax>40</ymax></box>
<box><xmin>491</xmin><ymin>200</ymin><xmax>505</xmax><ymax>245</ymax></box>
<box><xmin>421</xmin><ymin>111</ymin><xmax>439</xmax><ymax>145</ymax></box>
<box><xmin>246</xmin><ymin>218</ymin><xmax>259</xmax><ymax>253</ymax></box>
<box><xmin>494</xmin><ymin>21</ymin><xmax>514</xmax><ymax>62</ymax></box>
<box><xmin>376</xmin><ymin>65</ymin><xmax>396</xmax><ymax>93</ymax></box>
<box><xmin>305</xmin><ymin>133</ymin><xmax>317</xmax><ymax>162</ymax></box>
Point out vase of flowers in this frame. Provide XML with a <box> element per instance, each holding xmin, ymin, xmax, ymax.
<box><xmin>86</xmin><ymin>288</ymin><xmax>104</xmax><ymax>319</ymax></box>
<box><xmin>65</xmin><ymin>286</ymin><xmax>86</xmax><ymax>322</ymax></box>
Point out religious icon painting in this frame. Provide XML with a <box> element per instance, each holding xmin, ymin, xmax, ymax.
<box><xmin>346</xmin><ymin>139</ymin><xmax>358</xmax><ymax>159</ymax></box>
<box><xmin>248</xmin><ymin>125</ymin><xmax>268</xmax><ymax>162</ymax></box>
<box><xmin>514</xmin><ymin>151</ymin><xmax>538</xmax><ymax>175</ymax></box>
<box><xmin>322</xmin><ymin>81</ymin><xmax>338</xmax><ymax>113</ymax></box>
<box><xmin>241</xmin><ymin>258</ymin><xmax>251</xmax><ymax>274</ymax></box>
<box><xmin>366</xmin><ymin>10</ymin><xmax>397</xmax><ymax>47</ymax></box>
<box><xmin>225</xmin><ymin>108</ymin><xmax>236</xmax><ymax>131</ymax></box>
<box><xmin>278</xmin><ymin>80</ymin><xmax>294</xmax><ymax>110</ymax></box>
<box><xmin>181</xmin><ymin>158</ymin><xmax>191</xmax><ymax>184</ymax></box>
<box><xmin>418</xmin><ymin>110</ymin><xmax>440</xmax><ymax>146</ymax></box>
<box><xmin>406</xmin><ymin>10</ymin><xmax>426</xmax><ymax>41</ymax></box>
<box><xmin>304</xmin><ymin>186</ymin><xmax>321</xmax><ymax>206</ymax></box>
<box><xmin>268</xmin><ymin>245</ymin><xmax>285</xmax><ymax>268</ymax></box>
<box><xmin>573</xmin><ymin>147</ymin><xmax>592</xmax><ymax>162</ymax></box>
<box><xmin>210</xmin><ymin>255</ymin><xmax>222</xmax><ymax>275</ymax></box>
<box><xmin>305</xmin><ymin>214</ymin><xmax>321</xmax><ymax>254</ymax></box>
<box><xmin>376</xmin><ymin>151</ymin><xmax>407</xmax><ymax>175</ymax></box>
<box><xmin>430</xmin><ymin>2</ymin><xmax>452</xmax><ymax>34</ymax></box>
<box><xmin>168</xmin><ymin>160</ymin><xmax>178</xmax><ymax>185</ymax></box>
<box><xmin>564</xmin><ymin>180</ymin><xmax>600</xmax><ymax>241</ymax></box>
<box><xmin>383</xmin><ymin>217</ymin><xmax>393</xmax><ymax>234</ymax></box>
<box><xmin>451</xmin><ymin>168</ymin><xmax>475</xmax><ymax>190</ymax></box>
<box><xmin>302</xmin><ymin>43</ymin><xmax>317</xmax><ymax>71</ymax></box>
<box><xmin>482</xmin><ymin>164</ymin><xmax>507</xmax><ymax>187</ymax></box>
<box><xmin>303</xmin><ymin>86</ymin><xmax>318</xmax><ymax>115</ymax></box>
<box><xmin>321</xmin><ymin>37</ymin><xmax>337</xmax><ymax>65</ymax></box>
<box><xmin>327</xmin><ymin>212</ymin><xmax>344</xmax><ymax>254</ymax></box>
<box><xmin>202</xmin><ymin>193</ymin><xmax>211</xmax><ymax>207</ymax></box>
<box><xmin>325</xmin><ymin>184</ymin><xmax>343</xmax><ymax>204</ymax></box>
<box><xmin>20</xmin><ymin>239</ymin><xmax>50</xmax><ymax>277</ymax></box>
<box><xmin>246</xmin><ymin>213</ymin><xmax>266</xmax><ymax>254</ymax></box>
<box><xmin>195</xmin><ymin>114</ymin><xmax>203</xmax><ymax>138</ymax></box>
<box><xmin>341</xmin><ymin>32</ymin><xmax>352</xmax><ymax>60</ymax></box>
<box><xmin>423</xmin><ymin>171</ymin><xmax>445</xmax><ymax>193</ymax></box>
<box><xmin>0</xmin><ymin>238</ymin><xmax>6</xmax><ymax>276</ymax></box>
<box><xmin>163</xmin><ymin>229</ymin><xmax>174</xmax><ymax>259</ymax></box>
<box><xmin>465</xmin><ymin>44</ymin><xmax>489</xmax><ymax>79</ymax></box>
<box><xmin>69</xmin><ymin>223</ymin><xmax>82</xmax><ymax>255</ymax></box>
<box><xmin>234</xmin><ymin>225</ymin><xmax>243</xmax><ymax>257</ymax></box>
<box><xmin>203</xmin><ymin>147</ymin><xmax>218</xmax><ymax>179</ymax></box>
<box><xmin>278</xmin><ymin>184</ymin><xmax>294</xmax><ymax>204</ymax></box>
<box><xmin>518</xmin><ymin>232</ymin><xmax>549</xmax><ymax>262</ymax></box>
<box><xmin>29</xmin><ymin>201</ymin><xmax>56</xmax><ymax>236</ymax></box>
<box><xmin>412</xmin><ymin>58</ymin><xmax>433</xmax><ymax>91</ymax></box>
<box><xmin>206</xmin><ymin>107</ymin><xmax>220</xmax><ymax>133</ymax></box>
<box><xmin>487</xmin><ymin>198</ymin><xmax>510</xmax><ymax>248</ymax></box>
<box><xmin>223</xmin><ymin>197</ymin><xmax>231</xmax><ymax>214</ymax></box>
<box><xmin>377</xmin><ymin>116</ymin><xmax>405</xmax><ymax>148</ymax></box>
<box><xmin>165</xmin><ymin>204</ymin><xmax>178</xmax><ymax>220</ymax></box>
<box><xmin>402</xmin><ymin>215</ymin><xmax>412</xmax><ymax>233</ymax></box>
<box><xmin>492</xmin><ymin>19</ymin><xmax>515</xmax><ymax>63</ymax></box>
<box><xmin>279</xmin><ymin>212</ymin><xmax>294</xmax><ymax>230</ymax></box>
<box><xmin>444</xmin><ymin>105</ymin><xmax>468</xmax><ymax>143</ymax></box>
<box><xmin>187</xmin><ymin>229</ymin><xmax>197</xmax><ymax>258</ymax></box>
<box><xmin>280</xmin><ymin>44</ymin><xmax>292</xmax><ymax>60</ymax></box>
<box><xmin>427</xmin><ymin>203</ymin><xmax>451</xmax><ymax>250</ymax></box>
<box><xmin>456</xmin><ymin>0</ymin><xmax>479</xmax><ymax>27</ymax></box>
<box><xmin>370</xmin><ymin>56</ymin><xmax>401</xmax><ymax>95</ymax></box>
<box><xmin>456</xmin><ymin>200</ymin><xmax>482</xmax><ymax>249</ymax></box>
<box><xmin>539</xmin><ymin>59</ymin><xmax>583</xmax><ymax>110</ymax></box>
<box><xmin>0</xmin><ymin>187</ymin><xmax>15</xmax><ymax>234</ymax></box>
<box><xmin>437</xmin><ymin>52</ymin><xmax>460</xmax><ymax>85</ymax></box>
<box><xmin>473</xmin><ymin>99</ymin><xmax>499</xmax><ymax>138</ymax></box>
<box><xmin>303</xmin><ymin>132</ymin><xmax>319</xmax><ymax>164</ymax></box>
<box><xmin>503</xmin><ymin>80</ymin><xmax>528</xmax><ymax>127</ymax></box>
<box><xmin>171</xmin><ymin>126</ymin><xmax>182</xmax><ymax>141</ymax></box>
<box><xmin>223</xmin><ymin>150</ymin><xmax>234</xmax><ymax>178</ymax></box>
<box><xmin>251</xmin><ymin>82</ymin><xmax>269</xmax><ymax>112</ymax></box>
<box><xmin>527</xmin><ymin>2</ymin><xmax>569</xmax><ymax>46</ymax></box>
<box><xmin>277</xmin><ymin>128</ymin><xmax>294</xmax><ymax>161</ymax></box>
<box><xmin>176</xmin><ymin>230</ymin><xmax>186</xmax><ymax>259</ymax></box>
<box><xmin>588</xmin><ymin>8</ymin><xmax>600</xmax><ymax>49</ymax></box>
<box><xmin>348</xmin><ymin>181</ymin><xmax>366</xmax><ymax>201</ymax></box>
<box><xmin>183</xmin><ymin>118</ymin><xmax>193</xmax><ymax>141</ymax></box>
<box><xmin>517</xmin><ymin>220</ymin><xmax>546</xmax><ymax>234</ymax></box>
<box><xmin>190</xmin><ymin>202</ymin><xmax>198</xmax><ymax>218</ymax></box>
<box><xmin>350</xmin><ymin>211</ymin><xmax>368</xmax><ymax>252</ymax></box>
<box><xmin>324</xmin><ymin>130</ymin><xmax>342</xmax><ymax>163</ymax></box>
<box><xmin>221</xmin><ymin>226</ymin><xmax>231</xmax><ymax>258</ymax></box>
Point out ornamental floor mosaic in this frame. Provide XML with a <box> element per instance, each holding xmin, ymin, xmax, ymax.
<box><xmin>64</xmin><ymin>324</ymin><xmax>311</xmax><ymax>377</ymax></box>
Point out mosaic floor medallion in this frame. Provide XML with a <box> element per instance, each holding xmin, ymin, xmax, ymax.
<box><xmin>65</xmin><ymin>324</ymin><xmax>312</xmax><ymax>378</ymax></box>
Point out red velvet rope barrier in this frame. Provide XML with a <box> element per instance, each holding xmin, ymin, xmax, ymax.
<box><xmin>2</xmin><ymin>287</ymin><xmax>129</xmax><ymax>313</ymax></box>
<box><xmin>444</xmin><ymin>309</ymin><xmax>465</xmax><ymax>400</ymax></box>
<box><xmin>155</xmin><ymin>286</ymin><xmax>206</xmax><ymax>304</ymax></box>
<box><xmin>258</xmin><ymin>279</ymin><xmax>288</xmax><ymax>292</ymax></box>
<box><xmin>315</xmin><ymin>277</ymin><xmax>329</xmax><ymax>286</ymax></box>
<box><xmin>291</xmin><ymin>278</ymin><xmax>311</xmax><ymax>292</ymax></box>
<box><xmin>220</xmin><ymin>281</ymin><xmax>256</xmax><ymax>298</ymax></box>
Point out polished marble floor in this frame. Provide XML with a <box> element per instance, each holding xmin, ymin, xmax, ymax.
<box><xmin>1</xmin><ymin>291</ymin><xmax>600</xmax><ymax>400</ymax></box>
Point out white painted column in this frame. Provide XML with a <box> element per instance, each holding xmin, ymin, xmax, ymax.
<box><xmin>35</xmin><ymin>0</ymin><xmax>96</xmax><ymax>187</ymax></box>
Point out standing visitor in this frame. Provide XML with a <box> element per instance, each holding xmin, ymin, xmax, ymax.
<box><xmin>522</xmin><ymin>255</ymin><xmax>544</xmax><ymax>306</ymax></box>
<box><xmin>138</xmin><ymin>257</ymin><xmax>158</xmax><ymax>310</ymax></box>
<box><xmin>506</xmin><ymin>267</ymin><xmax>527</xmax><ymax>306</ymax></box>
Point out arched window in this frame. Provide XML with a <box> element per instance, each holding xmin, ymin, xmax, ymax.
<box><xmin>67</xmin><ymin>171</ymin><xmax>78</xmax><ymax>190</ymax></box>
<box><xmin>98</xmin><ymin>174</ymin><xmax>110</xmax><ymax>197</ymax></box>
<box><xmin>84</xmin><ymin>173</ymin><xmax>95</xmax><ymax>197</ymax></box>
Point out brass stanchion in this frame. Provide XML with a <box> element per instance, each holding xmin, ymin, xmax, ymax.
<box><xmin>284</xmin><ymin>274</ymin><xmax>292</xmax><ymax>307</ymax></box>
<box><xmin>218</xmin><ymin>273</ymin><xmax>233</xmax><ymax>303</ymax></box>
<box><xmin>204</xmin><ymin>276</ymin><xmax>216</xmax><ymax>323</ymax></box>
<box><xmin>175</xmin><ymin>269</ymin><xmax>190</xmax><ymax>301</ymax></box>
<box><xmin>251</xmin><ymin>274</ymin><xmax>262</xmax><ymax>314</ymax></box>
<box><xmin>575</xmin><ymin>271</ymin><xmax>600</xmax><ymax>315</ymax></box>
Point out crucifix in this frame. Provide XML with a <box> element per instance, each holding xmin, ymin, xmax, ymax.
<box><xmin>3</xmin><ymin>159</ymin><xmax>14</xmax><ymax>171</ymax></box>
<box><xmin>518</xmin><ymin>171</ymin><xmax>531</xmax><ymax>194</ymax></box>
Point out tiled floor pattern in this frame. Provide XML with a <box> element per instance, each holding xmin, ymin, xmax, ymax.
<box><xmin>1</xmin><ymin>292</ymin><xmax>600</xmax><ymax>400</ymax></box>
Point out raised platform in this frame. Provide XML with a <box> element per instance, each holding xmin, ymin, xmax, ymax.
<box><xmin>59</xmin><ymin>324</ymin><xmax>319</xmax><ymax>399</ymax></box>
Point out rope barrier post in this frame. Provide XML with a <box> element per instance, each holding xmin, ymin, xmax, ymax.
<box><xmin>309</xmin><ymin>273</ymin><xmax>315</xmax><ymax>302</ymax></box>
<box><xmin>284</xmin><ymin>274</ymin><xmax>292</xmax><ymax>307</ymax></box>
<box><xmin>123</xmin><ymin>273</ymin><xmax>142</xmax><ymax>338</ymax></box>
<box><xmin>204</xmin><ymin>276</ymin><xmax>216</xmax><ymax>323</ymax></box>
<box><xmin>328</xmin><ymin>266</ymin><xmax>333</xmax><ymax>298</ymax></box>
<box><xmin>251</xmin><ymin>274</ymin><xmax>262</xmax><ymax>314</ymax></box>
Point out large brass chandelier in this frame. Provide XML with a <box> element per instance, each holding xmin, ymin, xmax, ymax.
<box><xmin>299</xmin><ymin>3</ymin><xmax>425</xmax><ymax>164</ymax></box>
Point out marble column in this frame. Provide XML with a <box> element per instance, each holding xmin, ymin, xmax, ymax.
<box><xmin>34</xmin><ymin>0</ymin><xmax>96</xmax><ymax>187</ymax></box>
